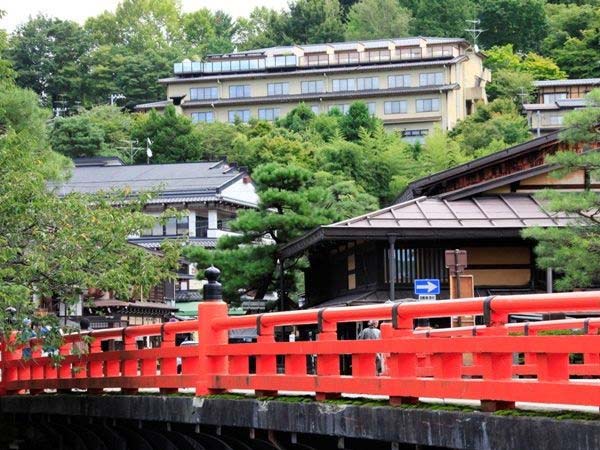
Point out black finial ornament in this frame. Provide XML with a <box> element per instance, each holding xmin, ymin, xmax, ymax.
<box><xmin>203</xmin><ymin>265</ymin><xmax>222</xmax><ymax>301</ymax></box>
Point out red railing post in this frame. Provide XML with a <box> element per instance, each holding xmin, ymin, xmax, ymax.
<box><xmin>315</xmin><ymin>312</ymin><xmax>340</xmax><ymax>401</ymax></box>
<box><xmin>196</xmin><ymin>267</ymin><xmax>229</xmax><ymax>396</ymax></box>
<box><xmin>122</xmin><ymin>329</ymin><xmax>139</xmax><ymax>394</ymax></box>
<box><xmin>87</xmin><ymin>334</ymin><xmax>103</xmax><ymax>394</ymax></box>
<box><xmin>386</xmin><ymin>313</ymin><xmax>419</xmax><ymax>406</ymax></box>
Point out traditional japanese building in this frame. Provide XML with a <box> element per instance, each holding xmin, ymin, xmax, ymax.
<box><xmin>279</xmin><ymin>130</ymin><xmax>597</xmax><ymax>308</ymax></box>
<box><xmin>523</xmin><ymin>78</ymin><xmax>599</xmax><ymax>136</ymax></box>
<box><xmin>52</xmin><ymin>157</ymin><xmax>259</xmax><ymax>326</ymax></box>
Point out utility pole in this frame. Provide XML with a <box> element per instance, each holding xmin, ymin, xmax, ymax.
<box><xmin>110</xmin><ymin>93</ymin><xmax>126</xmax><ymax>106</ymax></box>
<box><xmin>464</xmin><ymin>19</ymin><xmax>485</xmax><ymax>51</ymax></box>
<box><xmin>116</xmin><ymin>139</ymin><xmax>143</xmax><ymax>164</ymax></box>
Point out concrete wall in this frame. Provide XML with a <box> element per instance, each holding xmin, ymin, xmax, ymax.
<box><xmin>2</xmin><ymin>395</ymin><xmax>600</xmax><ymax>450</ymax></box>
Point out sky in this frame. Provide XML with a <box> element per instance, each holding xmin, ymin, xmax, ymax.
<box><xmin>1</xmin><ymin>0</ymin><xmax>289</xmax><ymax>32</ymax></box>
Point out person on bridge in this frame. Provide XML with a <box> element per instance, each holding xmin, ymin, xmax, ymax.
<box><xmin>358</xmin><ymin>320</ymin><xmax>383</xmax><ymax>375</ymax></box>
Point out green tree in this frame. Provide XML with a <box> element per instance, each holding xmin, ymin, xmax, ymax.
<box><xmin>49</xmin><ymin>105</ymin><xmax>134</xmax><ymax>160</ymax></box>
<box><xmin>84</xmin><ymin>0</ymin><xmax>183</xmax><ymax>53</ymax></box>
<box><xmin>520</xmin><ymin>53</ymin><xmax>567</xmax><ymax>80</ymax></box>
<box><xmin>339</xmin><ymin>102</ymin><xmax>379</xmax><ymax>141</ymax></box>
<box><xmin>486</xmin><ymin>69</ymin><xmax>535</xmax><ymax>104</ymax></box>
<box><xmin>479</xmin><ymin>0</ymin><xmax>549</xmax><ymax>52</ymax></box>
<box><xmin>542</xmin><ymin>4</ymin><xmax>600</xmax><ymax>78</ymax></box>
<box><xmin>419</xmin><ymin>127</ymin><xmax>468</xmax><ymax>172</ymax></box>
<box><xmin>450</xmin><ymin>99</ymin><xmax>531</xmax><ymax>157</ymax></box>
<box><xmin>234</xmin><ymin>7</ymin><xmax>288</xmax><ymax>51</ymax></box>
<box><xmin>184</xmin><ymin>163</ymin><xmax>373</xmax><ymax>304</ymax></box>
<box><xmin>0</xmin><ymin>82</ymin><xmax>179</xmax><ymax>340</ymax></box>
<box><xmin>131</xmin><ymin>105</ymin><xmax>203</xmax><ymax>163</ymax></box>
<box><xmin>49</xmin><ymin>115</ymin><xmax>106</xmax><ymax>158</ymax></box>
<box><xmin>278</xmin><ymin>103</ymin><xmax>316</xmax><ymax>133</ymax></box>
<box><xmin>399</xmin><ymin>0</ymin><xmax>475</xmax><ymax>38</ymax></box>
<box><xmin>83</xmin><ymin>45</ymin><xmax>172</xmax><ymax>107</ymax></box>
<box><xmin>345</xmin><ymin>0</ymin><xmax>412</xmax><ymax>40</ymax></box>
<box><xmin>182</xmin><ymin>9</ymin><xmax>235</xmax><ymax>57</ymax></box>
<box><xmin>484</xmin><ymin>44</ymin><xmax>566</xmax><ymax>81</ymax></box>
<box><xmin>0</xmin><ymin>11</ymin><xmax>14</xmax><ymax>84</ymax></box>
<box><xmin>522</xmin><ymin>90</ymin><xmax>600</xmax><ymax>290</ymax></box>
<box><xmin>283</xmin><ymin>0</ymin><xmax>345</xmax><ymax>44</ymax></box>
<box><xmin>8</xmin><ymin>15</ymin><xmax>89</xmax><ymax>107</ymax></box>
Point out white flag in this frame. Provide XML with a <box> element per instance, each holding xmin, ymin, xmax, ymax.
<box><xmin>146</xmin><ymin>147</ymin><xmax>153</xmax><ymax>158</ymax></box>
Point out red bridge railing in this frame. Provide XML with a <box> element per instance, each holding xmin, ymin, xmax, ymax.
<box><xmin>3</xmin><ymin>291</ymin><xmax>600</xmax><ymax>410</ymax></box>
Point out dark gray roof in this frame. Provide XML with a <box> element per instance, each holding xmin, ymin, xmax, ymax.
<box><xmin>73</xmin><ymin>157</ymin><xmax>125</xmax><ymax>167</ymax></box>
<box><xmin>54</xmin><ymin>160</ymin><xmax>247</xmax><ymax>200</ymax></box>
<box><xmin>329</xmin><ymin>194</ymin><xmax>574</xmax><ymax>229</ymax></box>
<box><xmin>395</xmin><ymin>131</ymin><xmax>562</xmax><ymax>203</ymax></box>
<box><xmin>534</xmin><ymin>78</ymin><xmax>600</xmax><ymax>87</ymax></box>
<box><xmin>279</xmin><ymin>194</ymin><xmax>578</xmax><ymax>259</ymax></box>
<box><xmin>129</xmin><ymin>237</ymin><xmax>218</xmax><ymax>249</ymax></box>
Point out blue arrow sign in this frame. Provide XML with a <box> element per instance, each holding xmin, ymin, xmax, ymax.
<box><xmin>414</xmin><ymin>279</ymin><xmax>440</xmax><ymax>295</ymax></box>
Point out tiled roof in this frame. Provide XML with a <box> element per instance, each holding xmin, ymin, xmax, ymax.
<box><xmin>331</xmin><ymin>195</ymin><xmax>574</xmax><ymax>229</ymax></box>
<box><xmin>134</xmin><ymin>100</ymin><xmax>172</xmax><ymax>110</ymax></box>
<box><xmin>129</xmin><ymin>237</ymin><xmax>218</xmax><ymax>249</ymax></box>
<box><xmin>534</xmin><ymin>78</ymin><xmax>600</xmax><ymax>87</ymax></box>
<box><xmin>52</xmin><ymin>160</ymin><xmax>249</xmax><ymax>204</ymax></box>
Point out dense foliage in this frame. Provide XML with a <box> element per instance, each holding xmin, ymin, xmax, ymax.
<box><xmin>0</xmin><ymin>76</ymin><xmax>180</xmax><ymax>342</ymax></box>
<box><xmin>523</xmin><ymin>89</ymin><xmax>600</xmax><ymax>290</ymax></box>
<box><xmin>2</xmin><ymin>0</ymin><xmax>598</xmax><ymax>112</ymax></box>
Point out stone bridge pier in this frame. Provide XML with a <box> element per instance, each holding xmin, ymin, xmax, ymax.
<box><xmin>1</xmin><ymin>394</ymin><xmax>600</xmax><ymax>450</ymax></box>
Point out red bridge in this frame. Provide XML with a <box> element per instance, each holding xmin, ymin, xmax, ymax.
<box><xmin>4</xmin><ymin>288</ymin><xmax>600</xmax><ymax>412</ymax></box>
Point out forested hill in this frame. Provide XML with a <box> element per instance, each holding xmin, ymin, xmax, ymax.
<box><xmin>0</xmin><ymin>0</ymin><xmax>598</xmax><ymax>219</ymax></box>
<box><xmin>1</xmin><ymin>0</ymin><xmax>598</xmax><ymax>109</ymax></box>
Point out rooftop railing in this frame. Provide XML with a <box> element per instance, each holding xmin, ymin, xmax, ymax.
<box><xmin>3</xmin><ymin>285</ymin><xmax>600</xmax><ymax>411</ymax></box>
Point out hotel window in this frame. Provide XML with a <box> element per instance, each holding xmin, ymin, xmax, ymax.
<box><xmin>366</xmin><ymin>102</ymin><xmax>376</xmax><ymax>115</ymax></box>
<box><xmin>416</xmin><ymin>98</ymin><xmax>440</xmax><ymax>112</ymax></box>
<box><xmin>335</xmin><ymin>51</ymin><xmax>360</xmax><ymax>64</ymax></box>
<box><xmin>543</xmin><ymin>92</ymin><xmax>568</xmax><ymax>104</ymax></box>
<box><xmin>384</xmin><ymin>100</ymin><xmax>407</xmax><ymax>114</ymax></box>
<box><xmin>267</xmin><ymin>82</ymin><xmax>289</xmax><ymax>96</ymax></box>
<box><xmin>329</xmin><ymin>104</ymin><xmax>350</xmax><ymax>114</ymax></box>
<box><xmin>402</xmin><ymin>129</ymin><xmax>429</xmax><ymax>138</ymax></box>
<box><xmin>419</xmin><ymin>72</ymin><xmax>444</xmax><ymax>86</ymax></box>
<box><xmin>398</xmin><ymin>47</ymin><xmax>422</xmax><ymax>60</ymax></box>
<box><xmin>228</xmin><ymin>109</ymin><xmax>250</xmax><ymax>123</ymax></box>
<box><xmin>306</xmin><ymin>54</ymin><xmax>329</xmax><ymax>66</ymax></box>
<box><xmin>190</xmin><ymin>86</ymin><xmax>218</xmax><ymax>101</ymax></box>
<box><xmin>332</xmin><ymin>78</ymin><xmax>356</xmax><ymax>92</ymax></box>
<box><xmin>301</xmin><ymin>80</ymin><xmax>325</xmax><ymax>94</ymax></box>
<box><xmin>258</xmin><ymin>108</ymin><xmax>281</xmax><ymax>121</ymax></box>
<box><xmin>357</xmin><ymin>77</ymin><xmax>379</xmax><ymax>90</ymax></box>
<box><xmin>311</xmin><ymin>105</ymin><xmax>320</xmax><ymax>114</ymax></box>
<box><xmin>191</xmin><ymin>111</ymin><xmax>214</xmax><ymax>124</ymax></box>
<box><xmin>388</xmin><ymin>74</ymin><xmax>412</xmax><ymax>88</ymax></box>
<box><xmin>364</xmin><ymin>49</ymin><xmax>390</xmax><ymax>62</ymax></box>
<box><xmin>229</xmin><ymin>85</ymin><xmax>251</xmax><ymax>98</ymax></box>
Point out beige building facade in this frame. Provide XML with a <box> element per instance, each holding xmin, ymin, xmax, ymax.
<box><xmin>137</xmin><ymin>37</ymin><xmax>490</xmax><ymax>141</ymax></box>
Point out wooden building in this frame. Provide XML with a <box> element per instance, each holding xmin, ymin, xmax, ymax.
<box><xmin>279</xmin><ymin>130</ymin><xmax>598</xmax><ymax>307</ymax></box>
